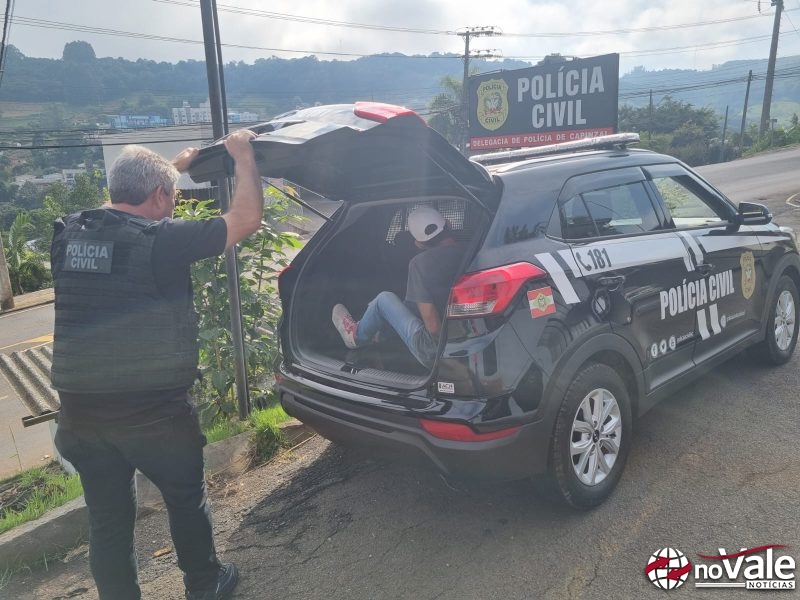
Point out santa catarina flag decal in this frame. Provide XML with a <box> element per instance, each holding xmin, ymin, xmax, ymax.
<box><xmin>528</xmin><ymin>286</ymin><xmax>556</xmax><ymax>318</ymax></box>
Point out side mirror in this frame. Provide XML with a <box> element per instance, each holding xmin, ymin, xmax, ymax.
<box><xmin>736</xmin><ymin>202</ymin><xmax>772</xmax><ymax>226</ymax></box>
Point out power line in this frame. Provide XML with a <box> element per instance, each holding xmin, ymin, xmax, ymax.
<box><xmin>153</xmin><ymin>0</ymin><xmax>456</xmax><ymax>35</ymax></box>
<box><xmin>504</xmin><ymin>13</ymin><xmax>780</xmax><ymax>37</ymax></box>
<box><xmin>11</xmin><ymin>9</ymin><xmax>799</xmax><ymax>63</ymax></box>
<box><xmin>155</xmin><ymin>0</ymin><xmax>789</xmax><ymax>39</ymax></box>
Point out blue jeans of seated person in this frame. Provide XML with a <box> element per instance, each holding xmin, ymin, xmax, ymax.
<box><xmin>355</xmin><ymin>290</ymin><xmax>438</xmax><ymax>367</ymax></box>
<box><xmin>54</xmin><ymin>409</ymin><xmax>221</xmax><ymax>600</ymax></box>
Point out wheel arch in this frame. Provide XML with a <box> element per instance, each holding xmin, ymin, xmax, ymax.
<box><xmin>757</xmin><ymin>252</ymin><xmax>800</xmax><ymax>338</ymax></box>
<box><xmin>544</xmin><ymin>332</ymin><xmax>645</xmax><ymax>423</ymax></box>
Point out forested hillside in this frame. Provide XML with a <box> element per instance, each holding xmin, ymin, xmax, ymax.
<box><xmin>1</xmin><ymin>42</ymin><xmax>798</xmax><ymax>125</ymax></box>
<box><xmin>0</xmin><ymin>42</ymin><xmax>532</xmax><ymax>117</ymax></box>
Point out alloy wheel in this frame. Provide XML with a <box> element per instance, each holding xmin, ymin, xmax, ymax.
<box><xmin>570</xmin><ymin>387</ymin><xmax>622</xmax><ymax>486</ymax></box>
<box><xmin>774</xmin><ymin>289</ymin><xmax>796</xmax><ymax>351</ymax></box>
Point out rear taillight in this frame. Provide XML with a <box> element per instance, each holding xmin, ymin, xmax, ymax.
<box><xmin>447</xmin><ymin>262</ymin><xmax>547</xmax><ymax>318</ymax></box>
<box><xmin>420</xmin><ymin>419</ymin><xmax>520</xmax><ymax>442</ymax></box>
<box><xmin>277</xmin><ymin>264</ymin><xmax>291</xmax><ymax>289</ymax></box>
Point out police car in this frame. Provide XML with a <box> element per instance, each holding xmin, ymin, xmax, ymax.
<box><xmin>189</xmin><ymin>103</ymin><xmax>800</xmax><ymax>508</ymax></box>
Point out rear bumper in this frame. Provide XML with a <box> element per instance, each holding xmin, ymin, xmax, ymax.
<box><xmin>277</xmin><ymin>375</ymin><xmax>553</xmax><ymax>481</ymax></box>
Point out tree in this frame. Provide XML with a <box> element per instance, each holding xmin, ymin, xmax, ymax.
<box><xmin>174</xmin><ymin>192</ymin><xmax>301</xmax><ymax>420</ymax></box>
<box><xmin>427</xmin><ymin>75</ymin><xmax>465</xmax><ymax>147</ymax></box>
<box><xmin>62</xmin><ymin>41</ymin><xmax>96</xmax><ymax>63</ymax></box>
<box><xmin>619</xmin><ymin>96</ymin><xmax>719</xmax><ymax>139</ymax></box>
<box><xmin>0</xmin><ymin>181</ymin><xmax>17</xmax><ymax>204</ymax></box>
<box><xmin>28</xmin><ymin>174</ymin><xmax>104</xmax><ymax>245</ymax></box>
<box><xmin>16</xmin><ymin>182</ymin><xmax>42</xmax><ymax>210</ymax></box>
<box><xmin>2</xmin><ymin>212</ymin><xmax>50</xmax><ymax>294</ymax></box>
<box><xmin>61</xmin><ymin>42</ymin><xmax>102</xmax><ymax>105</ymax></box>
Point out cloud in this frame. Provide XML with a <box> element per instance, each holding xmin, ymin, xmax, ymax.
<box><xmin>7</xmin><ymin>0</ymin><xmax>798</xmax><ymax>71</ymax></box>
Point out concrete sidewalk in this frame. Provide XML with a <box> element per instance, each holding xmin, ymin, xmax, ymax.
<box><xmin>0</xmin><ymin>288</ymin><xmax>55</xmax><ymax>314</ymax></box>
<box><xmin>0</xmin><ymin>420</ymin><xmax>315</xmax><ymax>569</ymax></box>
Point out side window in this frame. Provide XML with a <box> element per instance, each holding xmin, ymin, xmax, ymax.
<box><xmin>561</xmin><ymin>195</ymin><xmax>596</xmax><ymax>239</ymax></box>
<box><xmin>651</xmin><ymin>176</ymin><xmax>723</xmax><ymax>226</ymax></box>
<box><xmin>560</xmin><ymin>182</ymin><xmax>661</xmax><ymax>240</ymax></box>
<box><xmin>645</xmin><ymin>163</ymin><xmax>734</xmax><ymax>228</ymax></box>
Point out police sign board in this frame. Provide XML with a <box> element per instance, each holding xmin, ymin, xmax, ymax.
<box><xmin>468</xmin><ymin>53</ymin><xmax>619</xmax><ymax>151</ymax></box>
<box><xmin>63</xmin><ymin>240</ymin><xmax>114</xmax><ymax>274</ymax></box>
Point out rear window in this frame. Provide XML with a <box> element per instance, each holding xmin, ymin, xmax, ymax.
<box><xmin>484</xmin><ymin>178</ymin><xmax>558</xmax><ymax>247</ymax></box>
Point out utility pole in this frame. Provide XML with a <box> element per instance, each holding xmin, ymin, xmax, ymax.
<box><xmin>739</xmin><ymin>70</ymin><xmax>753</xmax><ymax>155</ymax></box>
<box><xmin>0</xmin><ymin>232</ymin><xmax>14</xmax><ymax>311</ymax></box>
<box><xmin>719</xmin><ymin>105</ymin><xmax>729</xmax><ymax>163</ymax></box>
<box><xmin>648</xmin><ymin>90</ymin><xmax>653</xmax><ymax>142</ymax></box>
<box><xmin>458</xmin><ymin>26</ymin><xmax>500</xmax><ymax>154</ymax></box>
<box><xmin>199</xmin><ymin>0</ymin><xmax>250</xmax><ymax>418</ymax></box>
<box><xmin>760</xmin><ymin>0</ymin><xmax>783</xmax><ymax>135</ymax></box>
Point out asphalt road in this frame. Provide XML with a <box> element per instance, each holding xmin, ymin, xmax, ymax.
<box><xmin>227</xmin><ymin>147</ymin><xmax>800</xmax><ymax>599</ymax></box>
<box><xmin>218</xmin><ymin>348</ymin><xmax>799</xmax><ymax>600</ymax></box>
<box><xmin>697</xmin><ymin>146</ymin><xmax>799</xmax><ymax>203</ymax></box>
<box><xmin>0</xmin><ymin>305</ymin><xmax>55</xmax><ymax>478</ymax></box>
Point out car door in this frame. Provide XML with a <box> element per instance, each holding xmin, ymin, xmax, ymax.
<box><xmin>554</xmin><ymin>167</ymin><xmax>699</xmax><ymax>392</ymax></box>
<box><xmin>644</xmin><ymin>163</ymin><xmax>766</xmax><ymax>365</ymax></box>
<box><xmin>187</xmin><ymin>102</ymin><xmax>498</xmax><ymax>207</ymax></box>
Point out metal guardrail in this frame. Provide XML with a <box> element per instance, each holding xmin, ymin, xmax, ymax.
<box><xmin>0</xmin><ymin>344</ymin><xmax>60</xmax><ymax>427</ymax></box>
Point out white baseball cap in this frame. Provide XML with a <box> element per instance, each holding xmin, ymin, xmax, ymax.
<box><xmin>407</xmin><ymin>206</ymin><xmax>446</xmax><ymax>242</ymax></box>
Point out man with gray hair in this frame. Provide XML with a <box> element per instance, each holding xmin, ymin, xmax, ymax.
<box><xmin>50</xmin><ymin>129</ymin><xmax>262</xmax><ymax>600</ymax></box>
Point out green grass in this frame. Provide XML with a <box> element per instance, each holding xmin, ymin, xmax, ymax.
<box><xmin>204</xmin><ymin>417</ymin><xmax>251</xmax><ymax>444</ymax></box>
<box><xmin>0</xmin><ymin>465</ymin><xmax>83</xmax><ymax>535</ymax></box>
<box><xmin>201</xmin><ymin>402</ymin><xmax>292</xmax><ymax>462</ymax></box>
<box><xmin>0</xmin><ymin>405</ymin><xmax>292</xmax><ymax>539</ymax></box>
<box><xmin>249</xmin><ymin>404</ymin><xmax>292</xmax><ymax>462</ymax></box>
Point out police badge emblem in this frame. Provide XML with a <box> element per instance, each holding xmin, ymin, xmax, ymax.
<box><xmin>740</xmin><ymin>250</ymin><xmax>756</xmax><ymax>299</ymax></box>
<box><xmin>476</xmin><ymin>79</ymin><xmax>509</xmax><ymax>131</ymax></box>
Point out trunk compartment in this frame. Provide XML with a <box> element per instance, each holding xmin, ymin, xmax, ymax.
<box><xmin>282</xmin><ymin>196</ymin><xmax>489</xmax><ymax>390</ymax></box>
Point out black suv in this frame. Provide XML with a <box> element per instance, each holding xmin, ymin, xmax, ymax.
<box><xmin>189</xmin><ymin>103</ymin><xmax>800</xmax><ymax>508</ymax></box>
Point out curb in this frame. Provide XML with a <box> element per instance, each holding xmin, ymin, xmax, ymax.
<box><xmin>0</xmin><ymin>289</ymin><xmax>55</xmax><ymax>316</ymax></box>
<box><xmin>0</xmin><ymin>419</ymin><xmax>315</xmax><ymax>569</ymax></box>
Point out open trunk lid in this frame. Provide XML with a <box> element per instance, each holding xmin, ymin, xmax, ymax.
<box><xmin>187</xmin><ymin>102</ymin><xmax>497</xmax><ymax>206</ymax></box>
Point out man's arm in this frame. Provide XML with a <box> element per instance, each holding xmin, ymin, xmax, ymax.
<box><xmin>172</xmin><ymin>147</ymin><xmax>199</xmax><ymax>173</ymax></box>
<box><xmin>172</xmin><ymin>130</ymin><xmax>263</xmax><ymax>250</ymax></box>
<box><xmin>219</xmin><ymin>129</ymin><xmax>263</xmax><ymax>250</ymax></box>
<box><xmin>222</xmin><ymin>129</ymin><xmax>264</xmax><ymax>250</ymax></box>
<box><xmin>417</xmin><ymin>302</ymin><xmax>441</xmax><ymax>336</ymax></box>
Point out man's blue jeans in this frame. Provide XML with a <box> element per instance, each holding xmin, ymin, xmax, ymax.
<box><xmin>355</xmin><ymin>291</ymin><xmax>438</xmax><ymax>367</ymax></box>
<box><xmin>54</xmin><ymin>409</ymin><xmax>221</xmax><ymax>600</ymax></box>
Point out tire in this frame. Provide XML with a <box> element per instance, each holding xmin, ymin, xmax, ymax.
<box><xmin>544</xmin><ymin>362</ymin><xmax>632</xmax><ymax>509</ymax></box>
<box><xmin>748</xmin><ymin>275</ymin><xmax>799</xmax><ymax>366</ymax></box>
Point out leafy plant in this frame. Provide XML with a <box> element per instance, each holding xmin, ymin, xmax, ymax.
<box><xmin>175</xmin><ymin>187</ymin><xmax>302</xmax><ymax>423</ymax></box>
<box><xmin>2</xmin><ymin>212</ymin><xmax>51</xmax><ymax>294</ymax></box>
<box><xmin>427</xmin><ymin>74</ymin><xmax>466</xmax><ymax>147</ymax></box>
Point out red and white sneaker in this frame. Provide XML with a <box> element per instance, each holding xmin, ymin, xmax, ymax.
<box><xmin>332</xmin><ymin>304</ymin><xmax>359</xmax><ymax>349</ymax></box>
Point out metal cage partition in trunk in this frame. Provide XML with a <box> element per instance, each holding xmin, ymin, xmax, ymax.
<box><xmin>283</xmin><ymin>197</ymin><xmax>488</xmax><ymax>388</ymax></box>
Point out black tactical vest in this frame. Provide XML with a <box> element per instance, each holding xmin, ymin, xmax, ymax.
<box><xmin>50</xmin><ymin>209</ymin><xmax>199</xmax><ymax>393</ymax></box>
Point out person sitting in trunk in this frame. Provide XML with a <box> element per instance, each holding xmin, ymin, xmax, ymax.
<box><xmin>332</xmin><ymin>206</ymin><xmax>465</xmax><ymax>367</ymax></box>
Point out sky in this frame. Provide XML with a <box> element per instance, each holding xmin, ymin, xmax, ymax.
<box><xmin>5</xmin><ymin>0</ymin><xmax>800</xmax><ymax>74</ymax></box>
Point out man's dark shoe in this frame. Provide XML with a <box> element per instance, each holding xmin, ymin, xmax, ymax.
<box><xmin>186</xmin><ymin>563</ymin><xmax>239</xmax><ymax>600</ymax></box>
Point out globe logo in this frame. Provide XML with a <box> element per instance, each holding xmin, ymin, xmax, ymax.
<box><xmin>645</xmin><ymin>548</ymin><xmax>692</xmax><ymax>589</ymax></box>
